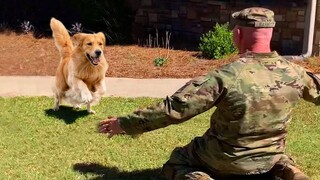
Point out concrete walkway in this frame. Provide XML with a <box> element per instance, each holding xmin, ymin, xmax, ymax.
<box><xmin>0</xmin><ymin>76</ymin><xmax>190</xmax><ymax>98</ymax></box>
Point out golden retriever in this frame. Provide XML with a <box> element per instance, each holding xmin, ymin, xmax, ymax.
<box><xmin>50</xmin><ymin>18</ymin><xmax>108</xmax><ymax>113</ymax></box>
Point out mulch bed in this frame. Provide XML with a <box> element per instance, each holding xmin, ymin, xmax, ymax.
<box><xmin>1</xmin><ymin>33</ymin><xmax>320</xmax><ymax>78</ymax></box>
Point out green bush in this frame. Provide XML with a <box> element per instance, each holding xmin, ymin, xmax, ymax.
<box><xmin>154</xmin><ymin>57</ymin><xmax>167</xmax><ymax>67</ymax></box>
<box><xmin>199</xmin><ymin>23</ymin><xmax>237</xmax><ymax>59</ymax></box>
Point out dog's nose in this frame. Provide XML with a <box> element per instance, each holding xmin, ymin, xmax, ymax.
<box><xmin>95</xmin><ymin>50</ymin><xmax>102</xmax><ymax>57</ymax></box>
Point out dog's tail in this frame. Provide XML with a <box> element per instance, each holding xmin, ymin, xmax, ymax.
<box><xmin>50</xmin><ymin>17</ymin><xmax>73</xmax><ymax>59</ymax></box>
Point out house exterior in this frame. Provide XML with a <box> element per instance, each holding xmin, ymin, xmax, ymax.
<box><xmin>126</xmin><ymin>0</ymin><xmax>320</xmax><ymax>57</ymax></box>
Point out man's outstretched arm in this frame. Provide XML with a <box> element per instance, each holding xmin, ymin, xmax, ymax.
<box><xmin>98</xmin><ymin>74</ymin><xmax>226</xmax><ymax>137</ymax></box>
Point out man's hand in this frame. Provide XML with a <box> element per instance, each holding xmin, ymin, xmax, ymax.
<box><xmin>98</xmin><ymin>117</ymin><xmax>125</xmax><ymax>138</ymax></box>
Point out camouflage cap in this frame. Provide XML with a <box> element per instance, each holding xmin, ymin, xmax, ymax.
<box><xmin>232</xmin><ymin>7</ymin><xmax>276</xmax><ymax>28</ymax></box>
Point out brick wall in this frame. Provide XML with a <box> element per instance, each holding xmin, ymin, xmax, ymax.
<box><xmin>126</xmin><ymin>0</ymin><xmax>308</xmax><ymax>55</ymax></box>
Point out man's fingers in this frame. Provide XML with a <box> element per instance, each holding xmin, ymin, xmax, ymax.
<box><xmin>99</xmin><ymin>127</ymin><xmax>108</xmax><ymax>133</ymax></box>
<box><xmin>99</xmin><ymin>120</ymin><xmax>110</xmax><ymax>126</ymax></box>
<box><xmin>99</xmin><ymin>117</ymin><xmax>117</xmax><ymax>126</ymax></box>
<box><xmin>98</xmin><ymin>117</ymin><xmax>121</xmax><ymax>138</ymax></box>
<box><xmin>107</xmin><ymin>132</ymin><xmax>115</xmax><ymax>138</ymax></box>
<box><xmin>99</xmin><ymin>122</ymin><xmax>110</xmax><ymax>128</ymax></box>
<box><xmin>98</xmin><ymin>123</ymin><xmax>110</xmax><ymax>133</ymax></box>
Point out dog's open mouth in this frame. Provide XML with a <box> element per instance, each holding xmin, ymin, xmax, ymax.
<box><xmin>86</xmin><ymin>53</ymin><xmax>100</xmax><ymax>66</ymax></box>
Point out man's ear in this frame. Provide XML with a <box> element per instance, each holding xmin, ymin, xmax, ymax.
<box><xmin>72</xmin><ymin>33</ymin><xmax>85</xmax><ymax>47</ymax></box>
<box><xmin>232</xmin><ymin>26</ymin><xmax>241</xmax><ymax>50</ymax></box>
<box><xmin>97</xmin><ymin>32</ymin><xmax>106</xmax><ymax>45</ymax></box>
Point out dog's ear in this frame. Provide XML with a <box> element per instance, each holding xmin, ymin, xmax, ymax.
<box><xmin>72</xmin><ymin>33</ymin><xmax>85</xmax><ymax>47</ymax></box>
<box><xmin>96</xmin><ymin>32</ymin><xmax>106</xmax><ymax>45</ymax></box>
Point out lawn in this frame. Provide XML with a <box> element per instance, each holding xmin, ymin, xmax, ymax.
<box><xmin>0</xmin><ymin>97</ymin><xmax>319</xmax><ymax>180</ymax></box>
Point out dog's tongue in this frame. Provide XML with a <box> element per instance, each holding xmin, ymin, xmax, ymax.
<box><xmin>93</xmin><ymin>57</ymin><xmax>100</xmax><ymax>64</ymax></box>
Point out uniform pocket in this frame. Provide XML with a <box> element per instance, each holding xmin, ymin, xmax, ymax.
<box><xmin>172</xmin><ymin>76</ymin><xmax>209</xmax><ymax>102</ymax></box>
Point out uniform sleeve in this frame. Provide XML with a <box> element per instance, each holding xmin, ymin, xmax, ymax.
<box><xmin>119</xmin><ymin>74</ymin><xmax>226</xmax><ymax>135</ymax></box>
<box><xmin>302</xmin><ymin>71</ymin><xmax>320</xmax><ymax>105</ymax></box>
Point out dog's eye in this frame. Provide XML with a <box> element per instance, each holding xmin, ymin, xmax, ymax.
<box><xmin>87</xmin><ymin>43</ymin><xmax>92</xmax><ymax>46</ymax></box>
<box><xmin>99</xmin><ymin>43</ymin><xmax>103</xmax><ymax>46</ymax></box>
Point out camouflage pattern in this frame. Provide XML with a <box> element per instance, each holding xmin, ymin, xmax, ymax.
<box><xmin>118</xmin><ymin>51</ymin><xmax>320</xmax><ymax>178</ymax></box>
<box><xmin>161</xmin><ymin>146</ymin><xmax>213</xmax><ymax>180</ymax></box>
<box><xmin>232</xmin><ymin>7</ymin><xmax>276</xmax><ymax>28</ymax></box>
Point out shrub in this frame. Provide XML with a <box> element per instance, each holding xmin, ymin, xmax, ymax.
<box><xmin>154</xmin><ymin>57</ymin><xmax>167</xmax><ymax>67</ymax></box>
<box><xmin>20</xmin><ymin>21</ymin><xmax>34</xmax><ymax>34</ymax></box>
<box><xmin>152</xmin><ymin>30</ymin><xmax>171</xmax><ymax>67</ymax></box>
<box><xmin>199</xmin><ymin>23</ymin><xmax>237</xmax><ymax>59</ymax></box>
<box><xmin>69</xmin><ymin>22</ymin><xmax>83</xmax><ymax>35</ymax></box>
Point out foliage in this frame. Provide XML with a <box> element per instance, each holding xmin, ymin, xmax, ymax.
<box><xmin>142</xmin><ymin>30</ymin><xmax>171</xmax><ymax>49</ymax></box>
<box><xmin>69</xmin><ymin>22</ymin><xmax>83</xmax><ymax>35</ymax></box>
<box><xmin>0</xmin><ymin>97</ymin><xmax>319</xmax><ymax>179</ymax></box>
<box><xmin>306</xmin><ymin>56</ymin><xmax>320</xmax><ymax>67</ymax></box>
<box><xmin>145</xmin><ymin>30</ymin><xmax>171</xmax><ymax>67</ymax></box>
<box><xmin>20</xmin><ymin>21</ymin><xmax>34</xmax><ymax>34</ymax></box>
<box><xmin>199</xmin><ymin>23</ymin><xmax>237</xmax><ymax>59</ymax></box>
<box><xmin>154</xmin><ymin>57</ymin><xmax>168</xmax><ymax>67</ymax></box>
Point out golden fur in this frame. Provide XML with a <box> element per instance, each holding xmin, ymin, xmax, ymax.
<box><xmin>50</xmin><ymin>18</ymin><xmax>108</xmax><ymax>113</ymax></box>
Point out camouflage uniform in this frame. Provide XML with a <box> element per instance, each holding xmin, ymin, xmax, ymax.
<box><xmin>118</xmin><ymin>7</ymin><xmax>320</xmax><ymax>180</ymax></box>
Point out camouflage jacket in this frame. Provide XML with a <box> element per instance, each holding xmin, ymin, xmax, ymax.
<box><xmin>118</xmin><ymin>51</ymin><xmax>320</xmax><ymax>174</ymax></box>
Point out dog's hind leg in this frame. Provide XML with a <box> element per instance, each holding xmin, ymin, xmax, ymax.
<box><xmin>86</xmin><ymin>103</ymin><xmax>95</xmax><ymax>114</ymax></box>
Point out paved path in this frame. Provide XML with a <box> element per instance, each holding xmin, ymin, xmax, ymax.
<box><xmin>0</xmin><ymin>76</ymin><xmax>190</xmax><ymax>98</ymax></box>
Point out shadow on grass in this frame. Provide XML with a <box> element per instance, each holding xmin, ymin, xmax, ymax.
<box><xmin>73</xmin><ymin>162</ymin><xmax>165</xmax><ymax>180</ymax></box>
<box><xmin>45</xmin><ymin>106</ymin><xmax>89</xmax><ymax>124</ymax></box>
<box><xmin>73</xmin><ymin>162</ymin><xmax>276</xmax><ymax>180</ymax></box>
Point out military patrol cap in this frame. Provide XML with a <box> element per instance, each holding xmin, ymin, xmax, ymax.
<box><xmin>232</xmin><ymin>7</ymin><xmax>276</xmax><ymax>28</ymax></box>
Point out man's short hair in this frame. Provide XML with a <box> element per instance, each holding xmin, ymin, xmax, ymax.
<box><xmin>232</xmin><ymin>7</ymin><xmax>276</xmax><ymax>28</ymax></box>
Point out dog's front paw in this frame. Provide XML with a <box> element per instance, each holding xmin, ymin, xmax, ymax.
<box><xmin>81</xmin><ymin>91</ymin><xmax>93</xmax><ymax>103</ymax></box>
<box><xmin>87</xmin><ymin>109</ymin><xmax>96</xmax><ymax>114</ymax></box>
<box><xmin>53</xmin><ymin>106</ymin><xmax>59</xmax><ymax>111</ymax></box>
<box><xmin>73</xmin><ymin>104</ymin><xmax>82</xmax><ymax>110</ymax></box>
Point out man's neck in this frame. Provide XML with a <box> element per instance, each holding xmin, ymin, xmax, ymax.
<box><xmin>238</xmin><ymin>27</ymin><xmax>273</xmax><ymax>54</ymax></box>
<box><xmin>240</xmin><ymin>42</ymin><xmax>271</xmax><ymax>54</ymax></box>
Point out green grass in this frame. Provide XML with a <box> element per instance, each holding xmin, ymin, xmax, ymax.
<box><xmin>0</xmin><ymin>97</ymin><xmax>319</xmax><ymax>179</ymax></box>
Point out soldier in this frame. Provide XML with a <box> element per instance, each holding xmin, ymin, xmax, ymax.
<box><xmin>98</xmin><ymin>7</ymin><xmax>318</xmax><ymax>180</ymax></box>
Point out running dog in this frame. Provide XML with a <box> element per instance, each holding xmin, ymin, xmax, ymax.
<box><xmin>50</xmin><ymin>18</ymin><xmax>108</xmax><ymax>113</ymax></box>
